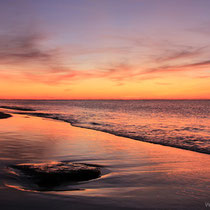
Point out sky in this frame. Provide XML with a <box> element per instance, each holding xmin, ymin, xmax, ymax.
<box><xmin>0</xmin><ymin>0</ymin><xmax>210</xmax><ymax>99</ymax></box>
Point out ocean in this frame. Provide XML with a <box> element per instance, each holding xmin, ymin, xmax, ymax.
<box><xmin>0</xmin><ymin>99</ymin><xmax>209</xmax><ymax>154</ymax></box>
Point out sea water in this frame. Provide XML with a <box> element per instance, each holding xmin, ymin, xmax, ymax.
<box><xmin>0</xmin><ymin>100</ymin><xmax>209</xmax><ymax>154</ymax></box>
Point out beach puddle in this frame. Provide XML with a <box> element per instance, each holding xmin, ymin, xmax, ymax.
<box><xmin>6</xmin><ymin>161</ymin><xmax>103</xmax><ymax>192</ymax></box>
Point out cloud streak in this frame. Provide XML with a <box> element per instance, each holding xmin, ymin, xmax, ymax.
<box><xmin>155</xmin><ymin>46</ymin><xmax>206</xmax><ymax>62</ymax></box>
<box><xmin>142</xmin><ymin>59</ymin><xmax>210</xmax><ymax>76</ymax></box>
<box><xmin>8</xmin><ymin>57</ymin><xmax>209</xmax><ymax>86</ymax></box>
<box><xmin>0</xmin><ymin>32</ymin><xmax>59</xmax><ymax>66</ymax></box>
<box><xmin>0</xmin><ymin>31</ymin><xmax>209</xmax><ymax>86</ymax></box>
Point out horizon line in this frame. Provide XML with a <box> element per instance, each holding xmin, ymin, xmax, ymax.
<box><xmin>0</xmin><ymin>98</ymin><xmax>209</xmax><ymax>101</ymax></box>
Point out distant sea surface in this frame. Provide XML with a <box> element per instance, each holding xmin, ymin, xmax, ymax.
<box><xmin>0</xmin><ymin>100</ymin><xmax>209</xmax><ymax>154</ymax></box>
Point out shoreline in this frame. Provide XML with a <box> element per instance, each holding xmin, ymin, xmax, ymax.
<box><xmin>0</xmin><ymin>112</ymin><xmax>209</xmax><ymax>209</ymax></box>
<box><xmin>1</xmin><ymin>108</ymin><xmax>209</xmax><ymax>155</ymax></box>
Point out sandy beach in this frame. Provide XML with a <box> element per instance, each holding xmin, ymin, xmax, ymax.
<box><xmin>0</xmin><ymin>110</ymin><xmax>209</xmax><ymax>209</ymax></box>
<box><xmin>1</xmin><ymin>0</ymin><xmax>210</xmax><ymax>209</ymax></box>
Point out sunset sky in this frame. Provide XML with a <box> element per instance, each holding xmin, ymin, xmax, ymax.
<box><xmin>0</xmin><ymin>0</ymin><xmax>210</xmax><ymax>99</ymax></box>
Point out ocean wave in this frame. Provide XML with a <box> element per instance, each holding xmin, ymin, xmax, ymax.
<box><xmin>1</xmin><ymin>102</ymin><xmax>209</xmax><ymax>155</ymax></box>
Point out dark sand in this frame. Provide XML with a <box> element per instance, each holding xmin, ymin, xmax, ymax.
<box><xmin>0</xmin><ymin>111</ymin><xmax>210</xmax><ymax>209</ymax></box>
<box><xmin>0</xmin><ymin>112</ymin><xmax>12</xmax><ymax>119</ymax></box>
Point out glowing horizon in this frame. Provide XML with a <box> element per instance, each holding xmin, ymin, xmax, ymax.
<box><xmin>0</xmin><ymin>0</ymin><xmax>210</xmax><ymax>99</ymax></box>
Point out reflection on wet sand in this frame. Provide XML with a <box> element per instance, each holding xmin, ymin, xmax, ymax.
<box><xmin>0</xmin><ymin>113</ymin><xmax>210</xmax><ymax>209</ymax></box>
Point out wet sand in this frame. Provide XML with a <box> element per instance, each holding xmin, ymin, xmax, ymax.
<box><xmin>0</xmin><ymin>111</ymin><xmax>210</xmax><ymax>209</ymax></box>
<box><xmin>0</xmin><ymin>112</ymin><xmax>12</xmax><ymax>119</ymax></box>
